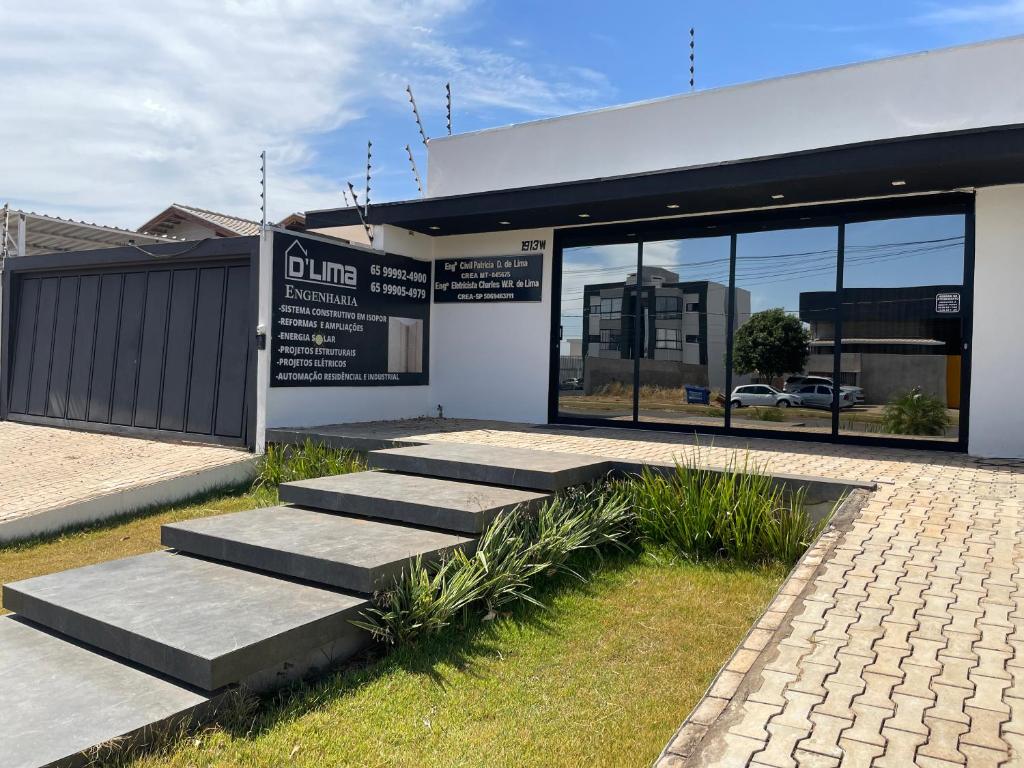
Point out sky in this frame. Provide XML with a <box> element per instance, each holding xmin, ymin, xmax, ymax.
<box><xmin>2</xmin><ymin>0</ymin><xmax>1022</xmax><ymax>230</ymax></box>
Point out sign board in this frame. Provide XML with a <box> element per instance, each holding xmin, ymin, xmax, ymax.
<box><xmin>433</xmin><ymin>253</ymin><xmax>543</xmax><ymax>303</ymax></box>
<box><xmin>935</xmin><ymin>292</ymin><xmax>961</xmax><ymax>314</ymax></box>
<box><xmin>270</xmin><ymin>233</ymin><xmax>430</xmax><ymax>387</ymax></box>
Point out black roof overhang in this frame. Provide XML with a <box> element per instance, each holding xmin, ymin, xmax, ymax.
<box><xmin>305</xmin><ymin>125</ymin><xmax>1024</xmax><ymax>236</ymax></box>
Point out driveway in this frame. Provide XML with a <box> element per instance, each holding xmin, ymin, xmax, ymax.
<box><xmin>0</xmin><ymin>422</ymin><xmax>255</xmax><ymax>542</ymax></box>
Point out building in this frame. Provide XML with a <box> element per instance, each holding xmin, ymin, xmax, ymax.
<box><xmin>580</xmin><ymin>267</ymin><xmax>750</xmax><ymax>393</ymax></box>
<box><xmin>6</xmin><ymin>36</ymin><xmax>1024</xmax><ymax>458</ymax></box>
<box><xmin>295</xmin><ymin>35</ymin><xmax>1024</xmax><ymax>457</ymax></box>
<box><xmin>1</xmin><ymin>207</ymin><xmax>171</xmax><ymax>258</ymax></box>
<box><xmin>138</xmin><ymin>203</ymin><xmax>262</xmax><ymax>239</ymax></box>
<box><xmin>799</xmin><ymin>286</ymin><xmax>964</xmax><ymax>407</ymax></box>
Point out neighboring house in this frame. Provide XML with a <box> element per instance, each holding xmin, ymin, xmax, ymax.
<box><xmin>138</xmin><ymin>203</ymin><xmax>262</xmax><ymax>240</ymax></box>
<box><xmin>1</xmin><ymin>207</ymin><xmax>171</xmax><ymax>258</ymax></box>
<box><xmin>277</xmin><ymin>213</ymin><xmax>307</xmax><ymax>231</ymax></box>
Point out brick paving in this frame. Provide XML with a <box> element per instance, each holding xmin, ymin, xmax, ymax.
<box><xmin>309</xmin><ymin>418</ymin><xmax>1024</xmax><ymax>766</ymax></box>
<box><xmin>0</xmin><ymin>422</ymin><xmax>250</xmax><ymax>527</ymax></box>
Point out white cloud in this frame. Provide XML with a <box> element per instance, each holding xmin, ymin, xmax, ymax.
<box><xmin>918</xmin><ymin>0</ymin><xmax>1024</xmax><ymax>23</ymax></box>
<box><xmin>0</xmin><ymin>0</ymin><xmax>611</xmax><ymax>229</ymax></box>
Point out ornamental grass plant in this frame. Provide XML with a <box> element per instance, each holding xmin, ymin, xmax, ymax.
<box><xmin>357</xmin><ymin>453</ymin><xmax>828</xmax><ymax>646</ymax></box>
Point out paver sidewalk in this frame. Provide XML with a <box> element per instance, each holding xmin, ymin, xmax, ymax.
<box><xmin>0</xmin><ymin>422</ymin><xmax>254</xmax><ymax>540</ymax></box>
<box><xmin>305</xmin><ymin>418</ymin><xmax>1024</xmax><ymax>766</ymax></box>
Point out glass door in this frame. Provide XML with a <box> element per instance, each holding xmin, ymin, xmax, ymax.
<box><xmin>557</xmin><ymin>243</ymin><xmax>639</xmax><ymax>423</ymax></box>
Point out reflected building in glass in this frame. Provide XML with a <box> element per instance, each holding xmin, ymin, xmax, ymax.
<box><xmin>581</xmin><ymin>266</ymin><xmax>750</xmax><ymax>394</ymax></box>
<box><xmin>799</xmin><ymin>284</ymin><xmax>964</xmax><ymax>407</ymax></box>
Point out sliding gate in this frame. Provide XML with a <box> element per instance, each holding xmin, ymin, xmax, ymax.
<box><xmin>1</xmin><ymin>238</ymin><xmax>258</xmax><ymax>447</ymax></box>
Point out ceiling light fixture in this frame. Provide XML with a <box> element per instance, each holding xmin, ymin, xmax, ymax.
<box><xmin>771</xmin><ymin>194</ymin><xmax>785</xmax><ymax>200</ymax></box>
<box><xmin>578</xmin><ymin>213</ymin><xmax>590</xmax><ymax>218</ymax></box>
<box><xmin>428</xmin><ymin>225</ymin><xmax>440</xmax><ymax>230</ymax></box>
<box><xmin>666</xmin><ymin>203</ymin><xmax>681</xmax><ymax>209</ymax></box>
<box><xmin>498</xmin><ymin>220</ymin><xmax>511</xmax><ymax>225</ymax></box>
<box><xmin>891</xmin><ymin>180</ymin><xmax>907</xmax><ymax>187</ymax></box>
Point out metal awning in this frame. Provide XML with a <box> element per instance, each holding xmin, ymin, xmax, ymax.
<box><xmin>1</xmin><ymin>207</ymin><xmax>176</xmax><ymax>258</ymax></box>
<box><xmin>306</xmin><ymin>124</ymin><xmax>1024</xmax><ymax>236</ymax></box>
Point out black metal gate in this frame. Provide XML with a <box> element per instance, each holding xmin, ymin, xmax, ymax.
<box><xmin>1</xmin><ymin>238</ymin><xmax>258</xmax><ymax>447</ymax></box>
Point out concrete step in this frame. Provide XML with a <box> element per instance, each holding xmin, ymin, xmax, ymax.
<box><xmin>2</xmin><ymin>551</ymin><xmax>368</xmax><ymax>692</ymax></box>
<box><xmin>367</xmin><ymin>443</ymin><xmax>612</xmax><ymax>492</ymax></box>
<box><xmin>162</xmin><ymin>505</ymin><xmax>475</xmax><ymax>594</ymax></box>
<box><xmin>279</xmin><ymin>470</ymin><xmax>550</xmax><ymax>533</ymax></box>
<box><xmin>0</xmin><ymin>615</ymin><xmax>211</xmax><ymax>768</ymax></box>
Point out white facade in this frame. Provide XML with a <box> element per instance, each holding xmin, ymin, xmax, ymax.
<box><xmin>261</xmin><ymin>36</ymin><xmax>1024</xmax><ymax>458</ymax></box>
<box><xmin>428</xmin><ymin>36</ymin><xmax>1024</xmax><ymax>196</ymax></box>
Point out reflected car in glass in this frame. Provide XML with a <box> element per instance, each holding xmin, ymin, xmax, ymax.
<box><xmin>730</xmin><ymin>385</ymin><xmax>803</xmax><ymax>408</ymax></box>
<box><xmin>784</xmin><ymin>375</ymin><xmax>864</xmax><ymax>404</ymax></box>
<box><xmin>794</xmin><ymin>384</ymin><xmax>855</xmax><ymax>409</ymax></box>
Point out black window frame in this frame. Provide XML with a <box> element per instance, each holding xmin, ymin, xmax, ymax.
<box><xmin>549</xmin><ymin>192</ymin><xmax>974</xmax><ymax>452</ymax></box>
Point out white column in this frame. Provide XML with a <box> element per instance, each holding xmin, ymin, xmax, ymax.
<box><xmin>970</xmin><ymin>185</ymin><xmax>1024</xmax><ymax>457</ymax></box>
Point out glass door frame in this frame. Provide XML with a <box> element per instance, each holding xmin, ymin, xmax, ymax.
<box><xmin>548</xmin><ymin>193</ymin><xmax>975</xmax><ymax>452</ymax></box>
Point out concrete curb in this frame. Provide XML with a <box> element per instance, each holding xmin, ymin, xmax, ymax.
<box><xmin>653</xmin><ymin>488</ymin><xmax>869</xmax><ymax>767</ymax></box>
<box><xmin>0</xmin><ymin>457</ymin><xmax>259</xmax><ymax>545</ymax></box>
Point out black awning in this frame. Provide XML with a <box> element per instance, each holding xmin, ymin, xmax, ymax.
<box><xmin>305</xmin><ymin>125</ymin><xmax>1024</xmax><ymax>236</ymax></box>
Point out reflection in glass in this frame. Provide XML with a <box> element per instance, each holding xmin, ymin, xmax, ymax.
<box><xmin>732</xmin><ymin>227</ymin><xmax>839</xmax><ymax>436</ymax></box>
<box><xmin>835</xmin><ymin>215</ymin><xmax>965</xmax><ymax>442</ymax></box>
<box><xmin>636</xmin><ymin>237</ymin><xmax>737</xmax><ymax>427</ymax></box>
<box><xmin>558</xmin><ymin>243</ymin><xmax>639</xmax><ymax>422</ymax></box>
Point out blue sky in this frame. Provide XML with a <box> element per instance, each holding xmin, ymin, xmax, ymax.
<box><xmin>2</xmin><ymin>0</ymin><xmax>1022</xmax><ymax>227</ymax></box>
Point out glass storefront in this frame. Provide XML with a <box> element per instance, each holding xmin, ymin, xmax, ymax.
<box><xmin>553</xmin><ymin>202</ymin><xmax>972</xmax><ymax>449</ymax></box>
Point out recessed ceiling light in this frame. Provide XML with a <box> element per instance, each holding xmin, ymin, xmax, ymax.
<box><xmin>771</xmin><ymin>194</ymin><xmax>785</xmax><ymax>200</ymax></box>
<box><xmin>891</xmin><ymin>180</ymin><xmax>907</xmax><ymax>186</ymax></box>
<box><xmin>428</xmin><ymin>225</ymin><xmax>440</xmax><ymax>230</ymax></box>
<box><xmin>626</xmin><ymin>233</ymin><xmax>636</xmax><ymax>237</ymax></box>
<box><xmin>498</xmin><ymin>220</ymin><xmax>511</xmax><ymax>225</ymax></box>
<box><xmin>578</xmin><ymin>213</ymin><xmax>590</xmax><ymax>218</ymax></box>
<box><xmin>666</xmin><ymin>203</ymin><xmax>681</xmax><ymax>209</ymax></box>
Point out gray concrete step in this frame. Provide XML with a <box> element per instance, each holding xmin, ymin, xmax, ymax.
<box><xmin>279</xmin><ymin>470</ymin><xmax>550</xmax><ymax>533</ymax></box>
<box><xmin>0</xmin><ymin>616</ymin><xmax>211</xmax><ymax>768</ymax></box>
<box><xmin>2</xmin><ymin>550</ymin><xmax>368</xmax><ymax>691</ymax></box>
<box><xmin>367</xmin><ymin>443</ymin><xmax>612</xmax><ymax>491</ymax></box>
<box><xmin>162</xmin><ymin>505</ymin><xmax>475</xmax><ymax>594</ymax></box>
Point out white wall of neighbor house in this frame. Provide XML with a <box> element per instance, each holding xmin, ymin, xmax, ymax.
<box><xmin>970</xmin><ymin>184</ymin><xmax>1024</xmax><ymax>458</ymax></box>
<box><xmin>427</xmin><ymin>36</ymin><xmax>1024</xmax><ymax>196</ymax></box>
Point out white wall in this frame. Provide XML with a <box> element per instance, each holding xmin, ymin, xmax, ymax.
<box><xmin>429</xmin><ymin>228</ymin><xmax>554</xmax><ymax>423</ymax></box>
<box><xmin>428</xmin><ymin>36</ymin><xmax>1024</xmax><ymax>197</ymax></box>
<box><xmin>970</xmin><ymin>185</ymin><xmax>1024</xmax><ymax>458</ymax></box>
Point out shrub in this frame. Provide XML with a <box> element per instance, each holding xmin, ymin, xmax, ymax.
<box><xmin>354</xmin><ymin>454</ymin><xmax>831</xmax><ymax>646</ymax></box>
<box><xmin>882</xmin><ymin>388</ymin><xmax>950</xmax><ymax>436</ymax></box>
<box><xmin>252</xmin><ymin>440</ymin><xmax>366</xmax><ymax>491</ymax></box>
<box><xmin>354</xmin><ymin>485</ymin><xmax>634</xmax><ymax>646</ymax></box>
<box><xmin>751</xmin><ymin>407</ymin><xmax>785</xmax><ymax>422</ymax></box>
<box><xmin>621</xmin><ymin>455</ymin><xmax>825</xmax><ymax>564</ymax></box>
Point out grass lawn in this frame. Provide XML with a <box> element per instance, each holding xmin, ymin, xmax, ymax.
<box><xmin>124</xmin><ymin>553</ymin><xmax>784</xmax><ymax>768</ymax></box>
<box><xmin>0</xmin><ymin>486</ymin><xmax>276</xmax><ymax>614</ymax></box>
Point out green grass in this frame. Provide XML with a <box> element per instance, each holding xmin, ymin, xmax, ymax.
<box><xmin>121</xmin><ymin>554</ymin><xmax>785</xmax><ymax>768</ymax></box>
